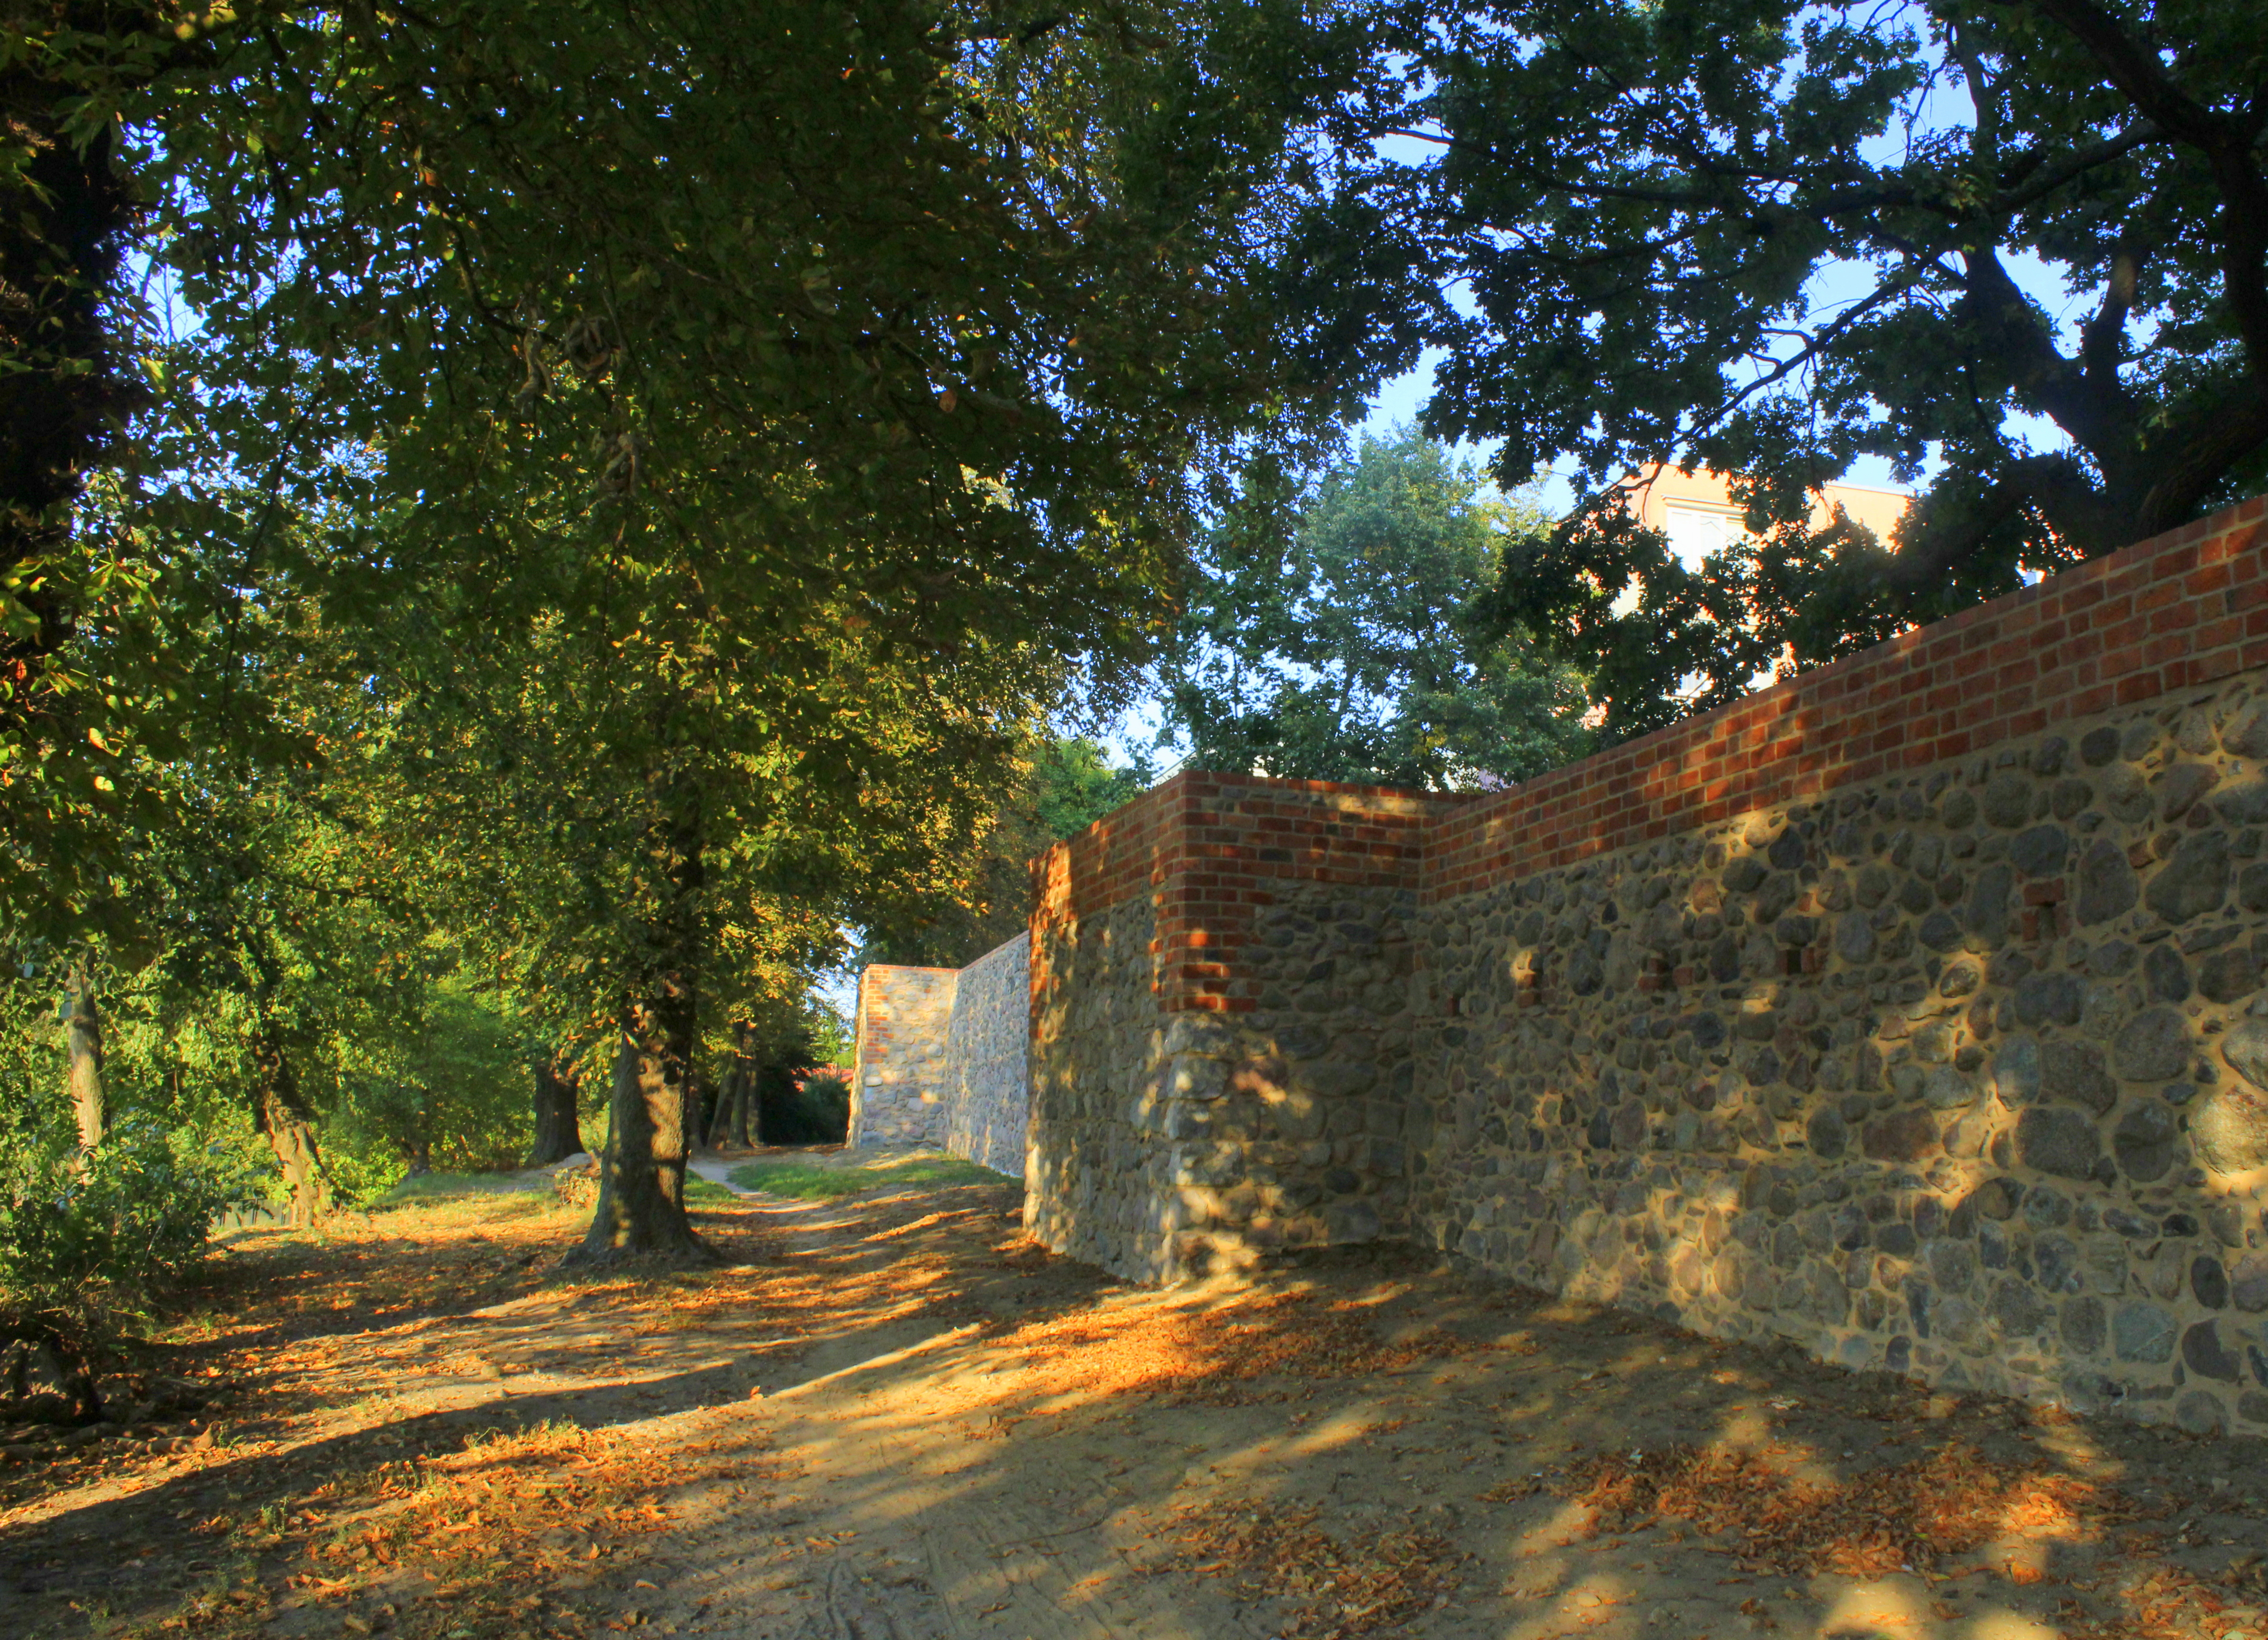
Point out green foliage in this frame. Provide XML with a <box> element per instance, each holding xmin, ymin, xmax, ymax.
<box><xmin>0</xmin><ymin>1116</ymin><xmax>265</xmax><ymax>1353</ymax></box>
<box><xmin>1161</xmin><ymin>428</ymin><xmax>1591</xmax><ymax>788</ymax></box>
<box><xmin>725</xmin><ymin>1153</ymin><xmax>1001</xmax><ymax>1200</ymax></box>
<box><xmin>757</xmin><ymin>1067</ymin><xmax>851</xmax><ymax>1148</ymax></box>
<box><xmin>855</xmin><ymin>735</ymin><xmax>1152</xmax><ymax>968</ymax></box>
<box><xmin>1219</xmin><ymin>0</ymin><xmax>2268</xmax><ymax>735</ymax></box>
<box><xmin>1031</xmin><ymin>739</ymin><xmax>1150</xmax><ymax>841</ymax></box>
<box><xmin>330</xmin><ymin>976</ymin><xmax>539</xmax><ymax>1194</ymax></box>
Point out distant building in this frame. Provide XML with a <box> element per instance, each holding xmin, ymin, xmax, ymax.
<box><xmin>1626</xmin><ymin>464</ymin><xmax>1911</xmax><ymax>567</ymax></box>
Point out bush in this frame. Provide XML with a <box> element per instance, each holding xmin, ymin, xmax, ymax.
<box><xmin>758</xmin><ymin>1067</ymin><xmax>849</xmax><ymax>1143</ymax></box>
<box><xmin>0</xmin><ymin>1118</ymin><xmax>265</xmax><ymax>1420</ymax></box>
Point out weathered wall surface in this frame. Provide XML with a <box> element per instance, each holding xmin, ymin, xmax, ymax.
<box><xmin>943</xmin><ymin>933</ymin><xmax>1033</xmax><ymax>1177</ymax></box>
<box><xmin>851</xmin><ymin>939</ymin><xmax>1033</xmax><ymax>1173</ymax></box>
<box><xmin>1027</xmin><ymin>775</ymin><xmax>1455</xmax><ymax>1280</ymax></box>
<box><xmin>1022</xmin><ymin>494</ymin><xmax>2268</xmax><ymax>1435</ymax></box>
<box><xmin>849</xmin><ymin>966</ymin><xmax>956</xmax><ymax>1148</ymax></box>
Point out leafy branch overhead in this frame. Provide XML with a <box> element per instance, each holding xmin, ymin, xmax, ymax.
<box><xmin>1235</xmin><ymin>0</ymin><xmax>2268</xmax><ymax>733</ymax></box>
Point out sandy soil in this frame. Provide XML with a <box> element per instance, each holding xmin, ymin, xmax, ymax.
<box><xmin>2</xmin><ymin>1152</ymin><xmax>2265</xmax><ymax>1640</ymax></box>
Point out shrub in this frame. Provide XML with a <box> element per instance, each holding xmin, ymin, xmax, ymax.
<box><xmin>0</xmin><ymin>1117</ymin><xmax>265</xmax><ymax>1420</ymax></box>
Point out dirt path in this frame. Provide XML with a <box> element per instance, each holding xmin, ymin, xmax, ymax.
<box><xmin>3</xmin><ymin>1157</ymin><xmax>2266</xmax><ymax>1640</ymax></box>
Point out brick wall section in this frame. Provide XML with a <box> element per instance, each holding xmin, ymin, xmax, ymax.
<box><xmin>1424</xmin><ymin>497</ymin><xmax>2268</xmax><ymax>905</ymax></box>
<box><xmin>1032</xmin><ymin>771</ymin><xmax>1463</xmax><ymax>1016</ymax></box>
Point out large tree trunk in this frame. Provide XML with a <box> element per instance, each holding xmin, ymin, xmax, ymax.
<box><xmin>570</xmin><ymin>1019</ymin><xmax>711</xmax><ymax>1265</ymax></box>
<box><xmin>61</xmin><ymin>961</ymin><xmax>103</xmax><ymax>1151</ymax></box>
<box><xmin>525</xmin><ymin>1053</ymin><xmax>586</xmax><ymax>1165</ymax></box>
<box><xmin>565</xmin><ymin>764</ymin><xmax>714</xmax><ymax>1266</ymax></box>
<box><xmin>251</xmin><ymin>1027</ymin><xmax>323</xmax><ymax>1228</ymax></box>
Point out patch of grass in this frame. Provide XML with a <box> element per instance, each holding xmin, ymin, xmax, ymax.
<box><xmin>683</xmin><ymin>1175</ymin><xmax>738</xmax><ymax>1203</ymax></box>
<box><xmin>726</xmin><ymin>1153</ymin><xmax>1003</xmax><ymax>1199</ymax></box>
<box><xmin>375</xmin><ymin>1171</ymin><xmax>539</xmax><ymax>1205</ymax></box>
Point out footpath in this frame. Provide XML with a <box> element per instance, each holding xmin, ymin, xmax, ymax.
<box><xmin>1</xmin><ymin>1153</ymin><xmax>2263</xmax><ymax>1640</ymax></box>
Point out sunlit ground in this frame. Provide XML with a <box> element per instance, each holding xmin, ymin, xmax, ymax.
<box><xmin>1</xmin><ymin>1163</ymin><xmax>2263</xmax><ymax>1640</ymax></box>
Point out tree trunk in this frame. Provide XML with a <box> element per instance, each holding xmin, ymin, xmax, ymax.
<box><xmin>61</xmin><ymin>961</ymin><xmax>103</xmax><ymax>1151</ymax></box>
<box><xmin>570</xmin><ymin>1022</ymin><xmax>711</xmax><ymax>1264</ymax></box>
<box><xmin>565</xmin><ymin>762</ymin><xmax>714</xmax><ymax>1266</ymax></box>
<box><xmin>732</xmin><ymin>1057</ymin><xmax>756</xmax><ymax>1148</ymax></box>
<box><xmin>251</xmin><ymin>1027</ymin><xmax>324</xmax><ymax>1228</ymax></box>
<box><xmin>525</xmin><ymin>1054</ymin><xmax>586</xmax><ymax>1165</ymax></box>
<box><xmin>725</xmin><ymin>1022</ymin><xmax>756</xmax><ymax>1148</ymax></box>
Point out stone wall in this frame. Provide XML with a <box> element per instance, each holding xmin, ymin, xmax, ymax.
<box><xmin>849</xmin><ymin>966</ymin><xmax>955</xmax><ymax>1148</ymax></box>
<box><xmin>1027</xmin><ymin>774</ymin><xmax>1456</xmax><ymax>1280</ymax></box>
<box><xmin>850</xmin><ymin>939</ymin><xmax>1032</xmax><ymax>1173</ymax></box>
<box><xmin>1020</xmin><ymin>493</ymin><xmax>2268</xmax><ymax>1435</ymax></box>
<box><xmin>942</xmin><ymin>933</ymin><xmax>1033</xmax><ymax>1178</ymax></box>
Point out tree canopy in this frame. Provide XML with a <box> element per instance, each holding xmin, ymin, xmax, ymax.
<box><xmin>1238</xmin><ymin>0</ymin><xmax>2268</xmax><ymax>734</ymax></box>
<box><xmin>1160</xmin><ymin>428</ymin><xmax>1590</xmax><ymax>788</ymax></box>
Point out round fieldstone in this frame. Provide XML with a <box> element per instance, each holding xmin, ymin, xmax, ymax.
<box><xmin>2215</xmin><ymin>779</ymin><xmax>2268</xmax><ymax>825</ymax></box>
<box><xmin>2010</xmin><ymin>825</ymin><xmax>2069</xmax><ymax>877</ymax></box>
<box><xmin>2080</xmin><ymin>726</ymin><xmax>2121</xmax><ymax>766</ymax></box>
<box><xmin>2241</xmin><ymin>862</ymin><xmax>2268</xmax><ymax>914</ymax></box>
<box><xmin>2113</xmin><ymin>1007</ymin><xmax>2190</xmax><ymax>1083</ymax></box>
<box><xmin>2015</xmin><ymin>970</ymin><xmax>2083</xmax><ymax>1027</ymax></box>
<box><xmin>1611</xmin><ymin>1101</ymin><xmax>1648</xmax><ymax>1149</ymax></box>
<box><xmin>1983</xmin><ymin>771</ymin><xmax>2034</xmax><ymax>829</ymax></box>
<box><xmin>1723</xmin><ymin>856</ymin><xmax>1767</xmax><ymax>893</ymax></box>
<box><xmin>1923</xmin><ymin>1065</ymin><xmax>1973</xmax><ymax>1109</ymax></box>
<box><xmin>1833</xmin><ymin>909</ymin><xmax>1875</xmax><ymax>963</ymax></box>
<box><xmin>2197</xmin><ymin>945</ymin><xmax>2258</xmax><ymax>1003</ymax></box>
<box><xmin>2221</xmin><ymin>705</ymin><xmax>2268</xmax><ymax>758</ymax></box>
<box><xmin>1965</xmin><ymin>863</ymin><xmax>2012</xmax><ymax>944</ymax></box>
<box><xmin>2112</xmin><ymin>1100</ymin><xmax>2181</xmax><ymax>1183</ymax></box>
<box><xmin>2183</xmin><ymin>1320</ymin><xmax>2242</xmax><ymax>1381</ymax></box>
<box><xmin>2036</xmin><ymin>736</ymin><xmax>2070</xmax><ymax>776</ymax></box>
<box><xmin>1993</xmin><ymin>1038</ymin><xmax>2041</xmax><ymax>1104</ymax></box>
<box><xmin>2145</xmin><ymin>830</ymin><xmax>2230</xmax><ymax>923</ymax></box>
<box><xmin>1919</xmin><ymin>910</ymin><xmax>1962</xmax><ymax>951</ymax></box>
<box><xmin>1863</xmin><ymin>1108</ymin><xmax>1940</xmax><ymax>1162</ymax></box>
<box><xmin>1941</xmin><ymin>790</ymin><xmax>1978</xmax><ymax>829</ymax></box>
<box><xmin>2219</xmin><ymin>1017</ymin><xmax>2268</xmax><ymax>1089</ymax></box>
<box><xmin>2175</xmin><ymin>1390</ymin><xmax>2228</xmax><ymax>1436</ymax></box>
<box><xmin>2015</xmin><ymin>1107</ymin><xmax>2100</xmax><ymax>1179</ymax></box>
<box><xmin>2076</xmin><ymin>839</ymin><xmax>2138</xmax><ymax>925</ymax></box>
<box><xmin>1767</xmin><ymin>828</ymin><xmax>1806</xmax><ymax>870</ymax></box>
<box><xmin>2040</xmin><ymin>1041</ymin><xmax>2116</xmax><ymax>1116</ymax></box>
<box><xmin>2062</xmin><ymin>1293</ymin><xmax>2106</xmax><ymax>1354</ymax></box>
<box><xmin>2102</xmin><ymin>763</ymin><xmax>2153</xmax><ymax>822</ymax></box>
<box><xmin>2231</xmin><ymin>1252</ymin><xmax>2268</xmax><ymax>1312</ymax></box>
<box><xmin>2193</xmin><ymin>1256</ymin><xmax>2230</xmax><ymax>1308</ymax></box>
<box><xmin>2024</xmin><ymin>1186</ymin><xmax>2073</xmax><ymax>1229</ymax></box>
<box><xmin>2052</xmin><ymin>777</ymin><xmax>2094</xmax><ymax>819</ymax></box>
<box><xmin>2143</xmin><ymin>943</ymin><xmax>2192</xmax><ymax>1002</ymax></box>
<box><xmin>2036</xmin><ymin>1233</ymin><xmax>2081</xmax><ymax>1292</ymax></box>
<box><xmin>2088</xmin><ymin>939</ymin><xmax>2138</xmax><ymax>977</ymax></box>
<box><xmin>2158</xmin><ymin>762</ymin><xmax>2220</xmax><ymax>821</ymax></box>
<box><xmin>2111</xmin><ymin>1301</ymin><xmax>2177</xmax><ymax>1363</ymax></box>
<box><xmin>1990</xmin><ymin>1279</ymin><xmax>2052</xmax><ymax>1336</ymax></box>
<box><xmin>2191</xmin><ymin>1082</ymin><xmax>2268</xmax><ymax>1173</ymax></box>
<box><xmin>1806</xmin><ymin>1106</ymin><xmax>1848</xmax><ymax>1159</ymax></box>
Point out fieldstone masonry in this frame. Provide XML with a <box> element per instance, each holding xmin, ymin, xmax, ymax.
<box><xmin>849</xmin><ymin>965</ymin><xmax>955</xmax><ymax>1148</ymax></box>
<box><xmin>849</xmin><ymin>938</ymin><xmax>1031</xmax><ymax>1173</ymax></box>
<box><xmin>1023</xmin><ymin>493</ymin><xmax>2268</xmax><ymax>1436</ymax></box>
<box><xmin>943</xmin><ymin>933</ymin><xmax>1034</xmax><ymax>1177</ymax></box>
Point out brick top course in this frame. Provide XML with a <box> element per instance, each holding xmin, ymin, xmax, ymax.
<box><xmin>1030</xmin><ymin>494</ymin><xmax>2268</xmax><ymax>1011</ymax></box>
